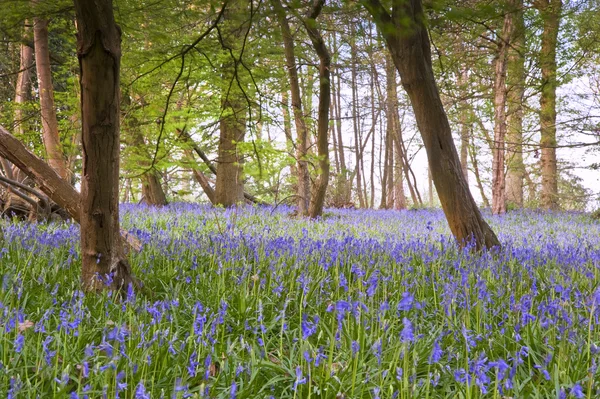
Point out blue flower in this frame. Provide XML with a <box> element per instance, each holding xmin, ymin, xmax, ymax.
<box><xmin>293</xmin><ymin>366</ymin><xmax>306</xmax><ymax>391</ymax></box>
<box><xmin>571</xmin><ymin>383</ymin><xmax>584</xmax><ymax>398</ymax></box>
<box><xmin>135</xmin><ymin>381</ymin><xmax>150</xmax><ymax>399</ymax></box>
<box><xmin>397</xmin><ymin>292</ymin><xmax>415</xmax><ymax>311</ymax></box>
<box><xmin>13</xmin><ymin>334</ymin><xmax>24</xmax><ymax>353</ymax></box>
<box><xmin>429</xmin><ymin>340</ymin><xmax>442</xmax><ymax>364</ymax></box>
<box><xmin>401</xmin><ymin>317</ymin><xmax>414</xmax><ymax>343</ymax></box>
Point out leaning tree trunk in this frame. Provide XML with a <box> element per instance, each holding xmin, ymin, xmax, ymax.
<box><xmin>74</xmin><ymin>0</ymin><xmax>135</xmax><ymax>291</ymax></box>
<box><xmin>491</xmin><ymin>12</ymin><xmax>513</xmax><ymax>215</ymax></box>
<box><xmin>363</xmin><ymin>0</ymin><xmax>500</xmax><ymax>249</ymax></box>
<box><xmin>33</xmin><ymin>14</ymin><xmax>69</xmax><ymax>180</ymax></box>
<box><xmin>536</xmin><ymin>0</ymin><xmax>562</xmax><ymax>210</ymax></box>
<box><xmin>505</xmin><ymin>0</ymin><xmax>526</xmax><ymax>208</ymax></box>
<box><xmin>304</xmin><ymin>0</ymin><xmax>331</xmax><ymax>219</ymax></box>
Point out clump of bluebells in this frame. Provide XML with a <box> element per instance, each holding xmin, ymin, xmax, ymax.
<box><xmin>0</xmin><ymin>204</ymin><xmax>599</xmax><ymax>398</ymax></box>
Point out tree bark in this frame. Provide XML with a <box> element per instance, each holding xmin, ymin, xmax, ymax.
<box><xmin>74</xmin><ymin>0</ymin><xmax>135</xmax><ymax>291</ymax></box>
<box><xmin>334</xmin><ymin>65</ymin><xmax>349</xmax><ymax>203</ymax></box>
<box><xmin>304</xmin><ymin>0</ymin><xmax>331</xmax><ymax>219</ymax></box>
<box><xmin>178</xmin><ymin>130</ymin><xmax>266</xmax><ymax>205</ymax></box>
<box><xmin>185</xmin><ymin>149</ymin><xmax>216</xmax><ymax>204</ymax></box>
<box><xmin>215</xmin><ymin>0</ymin><xmax>248</xmax><ymax>207</ymax></box>
<box><xmin>393</xmin><ymin>144</ymin><xmax>406</xmax><ymax>209</ymax></box>
<box><xmin>141</xmin><ymin>171</ymin><xmax>168</xmax><ymax>206</ymax></box>
<box><xmin>364</xmin><ymin>0</ymin><xmax>500</xmax><ymax>249</ymax></box>
<box><xmin>15</xmin><ymin>22</ymin><xmax>34</xmax><ymax>138</ymax></box>
<box><xmin>535</xmin><ymin>0</ymin><xmax>561</xmax><ymax>210</ymax></box>
<box><xmin>271</xmin><ymin>0</ymin><xmax>310</xmax><ymax>215</ymax></box>
<box><xmin>491</xmin><ymin>12</ymin><xmax>513</xmax><ymax>215</ymax></box>
<box><xmin>33</xmin><ymin>15</ymin><xmax>69</xmax><ymax>180</ymax></box>
<box><xmin>505</xmin><ymin>0</ymin><xmax>526</xmax><ymax>208</ymax></box>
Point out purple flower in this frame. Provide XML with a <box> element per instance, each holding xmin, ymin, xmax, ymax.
<box><xmin>351</xmin><ymin>340</ymin><xmax>360</xmax><ymax>356</ymax></box>
<box><xmin>571</xmin><ymin>383</ymin><xmax>584</xmax><ymax>398</ymax></box>
<box><xmin>42</xmin><ymin>336</ymin><xmax>56</xmax><ymax>366</ymax></box>
<box><xmin>401</xmin><ymin>317</ymin><xmax>414</xmax><ymax>343</ymax></box>
<box><xmin>14</xmin><ymin>334</ymin><xmax>24</xmax><ymax>353</ymax></box>
<box><xmin>429</xmin><ymin>340</ymin><xmax>442</xmax><ymax>364</ymax></box>
<box><xmin>397</xmin><ymin>292</ymin><xmax>415</xmax><ymax>311</ymax></box>
<box><xmin>293</xmin><ymin>366</ymin><xmax>306</xmax><ymax>391</ymax></box>
<box><xmin>135</xmin><ymin>381</ymin><xmax>150</xmax><ymax>399</ymax></box>
<box><xmin>116</xmin><ymin>371</ymin><xmax>127</xmax><ymax>392</ymax></box>
<box><xmin>230</xmin><ymin>381</ymin><xmax>237</xmax><ymax>399</ymax></box>
<box><xmin>301</xmin><ymin>315</ymin><xmax>319</xmax><ymax>340</ymax></box>
<box><xmin>188</xmin><ymin>351</ymin><xmax>199</xmax><ymax>377</ymax></box>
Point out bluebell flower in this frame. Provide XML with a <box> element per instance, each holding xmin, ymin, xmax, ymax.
<box><xmin>135</xmin><ymin>381</ymin><xmax>150</xmax><ymax>399</ymax></box>
<box><xmin>571</xmin><ymin>383</ymin><xmax>584</xmax><ymax>398</ymax></box>
<box><xmin>293</xmin><ymin>366</ymin><xmax>306</xmax><ymax>391</ymax></box>
<box><xmin>429</xmin><ymin>340</ymin><xmax>442</xmax><ymax>364</ymax></box>
<box><xmin>397</xmin><ymin>292</ymin><xmax>414</xmax><ymax>311</ymax></box>
<box><xmin>401</xmin><ymin>317</ymin><xmax>414</xmax><ymax>343</ymax></box>
<box><xmin>351</xmin><ymin>340</ymin><xmax>360</xmax><ymax>356</ymax></box>
<box><xmin>14</xmin><ymin>334</ymin><xmax>24</xmax><ymax>353</ymax></box>
<box><xmin>301</xmin><ymin>315</ymin><xmax>319</xmax><ymax>340</ymax></box>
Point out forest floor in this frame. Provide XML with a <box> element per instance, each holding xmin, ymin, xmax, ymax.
<box><xmin>0</xmin><ymin>204</ymin><xmax>599</xmax><ymax>398</ymax></box>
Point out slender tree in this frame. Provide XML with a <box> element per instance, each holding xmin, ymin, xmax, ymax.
<box><xmin>491</xmin><ymin>10</ymin><xmax>513</xmax><ymax>215</ymax></box>
<box><xmin>303</xmin><ymin>0</ymin><xmax>331</xmax><ymax>218</ymax></box>
<box><xmin>506</xmin><ymin>0</ymin><xmax>526</xmax><ymax>208</ymax></box>
<box><xmin>535</xmin><ymin>0</ymin><xmax>562</xmax><ymax>210</ymax></box>
<box><xmin>33</xmin><ymin>10</ymin><xmax>69</xmax><ymax>180</ymax></box>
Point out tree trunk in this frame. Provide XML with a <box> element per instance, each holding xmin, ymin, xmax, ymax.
<box><xmin>74</xmin><ymin>0</ymin><xmax>135</xmax><ymax>291</ymax></box>
<box><xmin>536</xmin><ymin>0</ymin><xmax>561</xmax><ymax>210</ymax></box>
<box><xmin>33</xmin><ymin>15</ymin><xmax>68</xmax><ymax>180</ymax></box>
<box><xmin>272</xmin><ymin>0</ymin><xmax>310</xmax><ymax>215</ymax></box>
<box><xmin>334</xmin><ymin>66</ymin><xmax>349</xmax><ymax>203</ymax></box>
<box><xmin>364</xmin><ymin>0</ymin><xmax>500</xmax><ymax>249</ymax></box>
<box><xmin>491</xmin><ymin>12</ymin><xmax>513</xmax><ymax>215</ymax></box>
<box><xmin>185</xmin><ymin>149</ymin><xmax>216</xmax><ymax>204</ymax></box>
<box><xmin>15</xmin><ymin>22</ymin><xmax>34</xmax><ymax>138</ymax></box>
<box><xmin>304</xmin><ymin>1</ymin><xmax>331</xmax><ymax>219</ymax></box>
<box><xmin>393</xmin><ymin>145</ymin><xmax>406</xmax><ymax>209</ymax></box>
<box><xmin>178</xmin><ymin>130</ymin><xmax>265</xmax><ymax>205</ymax></box>
<box><xmin>215</xmin><ymin>0</ymin><xmax>247</xmax><ymax>207</ymax></box>
<box><xmin>505</xmin><ymin>0</ymin><xmax>526</xmax><ymax>208</ymax></box>
<box><xmin>369</xmin><ymin>30</ymin><xmax>377</xmax><ymax>208</ymax></box>
<box><xmin>122</xmin><ymin>91</ymin><xmax>168</xmax><ymax>207</ymax></box>
<box><xmin>469</xmin><ymin>135</ymin><xmax>491</xmax><ymax>208</ymax></box>
<box><xmin>380</xmin><ymin>127</ymin><xmax>389</xmax><ymax>209</ymax></box>
<box><xmin>142</xmin><ymin>171</ymin><xmax>168</xmax><ymax>206</ymax></box>
<box><xmin>385</xmin><ymin>139</ymin><xmax>394</xmax><ymax>208</ymax></box>
<box><xmin>350</xmin><ymin>22</ymin><xmax>365</xmax><ymax>208</ymax></box>
<box><xmin>458</xmin><ymin>66</ymin><xmax>470</xmax><ymax>183</ymax></box>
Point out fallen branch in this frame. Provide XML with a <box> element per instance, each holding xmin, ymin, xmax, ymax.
<box><xmin>0</xmin><ymin>125</ymin><xmax>142</xmax><ymax>252</ymax></box>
